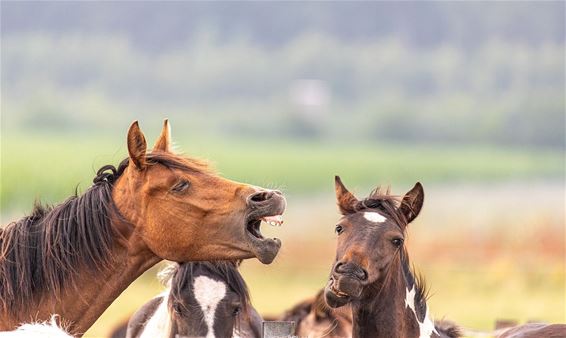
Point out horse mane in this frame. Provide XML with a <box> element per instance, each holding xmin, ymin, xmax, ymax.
<box><xmin>356</xmin><ymin>186</ymin><xmax>409</xmax><ymax>230</ymax></box>
<box><xmin>0</xmin><ymin>152</ymin><xmax>202</xmax><ymax>317</ymax></box>
<box><xmin>165</xmin><ymin>260</ymin><xmax>251</xmax><ymax>314</ymax></box>
<box><xmin>0</xmin><ymin>160</ymin><xmax>128</xmax><ymax>316</ymax></box>
<box><xmin>434</xmin><ymin>319</ymin><xmax>463</xmax><ymax>338</ymax></box>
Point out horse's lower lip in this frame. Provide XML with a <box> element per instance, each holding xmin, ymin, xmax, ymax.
<box><xmin>324</xmin><ymin>282</ymin><xmax>352</xmax><ymax>308</ymax></box>
<box><xmin>246</xmin><ymin>234</ymin><xmax>281</xmax><ymax>264</ymax></box>
<box><xmin>328</xmin><ymin>279</ymin><xmax>350</xmax><ymax>298</ymax></box>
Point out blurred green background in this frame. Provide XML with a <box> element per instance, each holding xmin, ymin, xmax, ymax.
<box><xmin>1</xmin><ymin>2</ymin><xmax>564</xmax><ymax>337</ymax></box>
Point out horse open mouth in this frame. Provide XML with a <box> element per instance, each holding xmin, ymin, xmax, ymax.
<box><xmin>245</xmin><ymin>208</ymin><xmax>285</xmax><ymax>264</ymax></box>
<box><xmin>246</xmin><ymin>214</ymin><xmax>283</xmax><ymax>239</ymax></box>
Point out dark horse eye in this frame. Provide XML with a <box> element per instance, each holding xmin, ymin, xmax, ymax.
<box><xmin>172</xmin><ymin>302</ymin><xmax>184</xmax><ymax>316</ymax></box>
<box><xmin>335</xmin><ymin>225</ymin><xmax>344</xmax><ymax>235</ymax></box>
<box><xmin>232</xmin><ymin>305</ymin><xmax>241</xmax><ymax>316</ymax></box>
<box><xmin>391</xmin><ymin>238</ymin><xmax>404</xmax><ymax>247</ymax></box>
<box><xmin>172</xmin><ymin>180</ymin><xmax>190</xmax><ymax>193</ymax></box>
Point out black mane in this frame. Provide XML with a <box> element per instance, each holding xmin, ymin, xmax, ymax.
<box><xmin>0</xmin><ymin>160</ymin><xmax>128</xmax><ymax>315</ymax></box>
<box><xmin>0</xmin><ymin>153</ymin><xmax>198</xmax><ymax>316</ymax></box>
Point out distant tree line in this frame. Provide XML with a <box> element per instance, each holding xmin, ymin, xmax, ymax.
<box><xmin>1</xmin><ymin>2</ymin><xmax>564</xmax><ymax>148</ymax></box>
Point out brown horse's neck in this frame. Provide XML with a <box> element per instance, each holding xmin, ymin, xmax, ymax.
<box><xmin>350</xmin><ymin>260</ymin><xmax>421</xmax><ymax>338</ymax></box>
<box><xmin>63</xmin><ymin>233</ymin><xmax>161</xmax><ymax>336</ymax></box>
<box><xmin>0</xmin><ymin>226</ymin><xmax>160</xmax><ymax>337</ymax></box>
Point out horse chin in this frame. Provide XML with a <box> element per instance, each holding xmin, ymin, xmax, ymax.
<box><xmin>324</xmin><ymin>276</ymin><xmax>364</xmax><ymax>308</ymax></box>
<box><xmin>246</xmin><ymin>233</ymin><xmax>281</xmax><ymax>264</ymax></box>
<box><xmin>324</xmin><ymin>284</ymin><xmax>352</xmax><ymax>308</ymax></box>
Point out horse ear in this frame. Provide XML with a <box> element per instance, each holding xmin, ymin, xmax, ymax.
<box><xmin>399</xmin><ymin>182</ymin><xmax>424</xmax><ymax>224</ymax></box>
<box><xmin>335</xmin><ymin>176</ymin><xmax>359</xmax><ymax>215</ymax></box>
<box><xmin>153</xmin><ymin>118</ymin><xmax>171</xmax><ymax>152</ymax></box>
<box><xmin>127</xmin><ymin>121</ymin><xmax>147</xmax><ymax>170</ymax></box>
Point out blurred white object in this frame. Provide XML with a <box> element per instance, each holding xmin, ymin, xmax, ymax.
<box><xmin>289</xmin><ymin>79</ymin><xmax>330</xmax><ymax>121</ymax></box>
<box><xmin>0</xmin><ymin>316</ymin><xmax>73</xmax><ymax>338</ymax></box>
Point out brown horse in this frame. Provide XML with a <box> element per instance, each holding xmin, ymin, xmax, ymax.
<box><xmin>280</xmin><ymin>289</ymin><xmax>352</xmax><ymax>338</ymax></box>
<box><xmin>0</xmin><ymin>120</ymin><xmax>286</xmax><ymax>336</ymax></box>
<box><xmin>496</xmin><ymin>323</ymin><xmax>566</xmax><ymax>338</ymax></box>
<box><xmin>324</xmin><ymin>176</ymin><xmax>460</xmax><ymax>338</ymax></box>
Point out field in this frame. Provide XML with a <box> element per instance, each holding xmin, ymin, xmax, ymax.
<box><xmin>1</xmin><ymin>133</ymin><xmax>564</xmax><ymax>337</ymax></box>
<box><xmin>1</xmin><ymin>132</ymin><xmax>562</xmax><ymax>212</ymax></box>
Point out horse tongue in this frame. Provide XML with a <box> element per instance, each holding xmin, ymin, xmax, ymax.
<box><xmin>261</xmin><ymin>215</ymin><xmax>283</xmax><ymax>227</ymax></box>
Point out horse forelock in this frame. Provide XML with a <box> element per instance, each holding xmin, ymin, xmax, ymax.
<box><xmin>167</xmin><ymin>261</ymin><xmax>250</xmax><ymax>314</ymax></box>
<box><xmin>355</xmin><ymin>186</ymin><xmax>409</xmax><ymax>233</ymax></box>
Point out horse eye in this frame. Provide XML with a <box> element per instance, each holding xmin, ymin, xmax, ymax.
<box><xmin>232</xmin><ymin>305</ymin><xmax>241</xmax><ymax>316</ymax></box>
<box><xmin>172</xmin><ymin>303</ymin><xmax>184</xmax><ymax>316</ymax></box>
<box><xmin>391</xmin><ymin>238</ymin><xmax>404</xmax><ymax>247</ymax></box>
<box><xmin>172</xmin><ymin>180</ymin><xmax>190</xmax><ymax>193</ymax></box>
<box><xmin>335</xmin><ymin>225</ymin><xmax>344</xmax><ymax>235</ymax></box>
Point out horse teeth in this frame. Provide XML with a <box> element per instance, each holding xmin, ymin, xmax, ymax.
<box><xmin>262</xmin><ymin>216</ymin><xmax>283</xmax><ymax>227</ymax></box>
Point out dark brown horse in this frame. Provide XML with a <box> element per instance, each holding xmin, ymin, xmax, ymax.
<box><xmin>126</xmin><ymin>261</ymin><xmax>261</xmax><ymax>338</ymax></box>
<box><xmin>324</xmin><ymin>176</ymin><xmax>460</xmax><ymax>338</ymax></box>
<box><xmin>0</xmin><ymin>120</ymin><xmax>286</xmax><ymax>336</ymax></box>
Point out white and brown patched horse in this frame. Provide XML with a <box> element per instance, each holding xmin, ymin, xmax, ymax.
<box><xmin>126</xmin><ymin>261</ymin><xmax>262</xmax><ymax>338</ymax></box>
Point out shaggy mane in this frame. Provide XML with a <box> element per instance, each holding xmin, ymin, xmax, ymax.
<box><xmin>0</xmin><ymin>151</ymin><xmax>206</xmax><ymax>316</ymax></box>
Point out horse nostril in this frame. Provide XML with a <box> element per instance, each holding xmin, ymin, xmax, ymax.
<box><xmin>360</xmin><ymin>268</ymin><xmax>368</xmax><ymax>281</ymax></box>
<box><xmin>249</xmin><ymin>191</ymin><xmax>274</xmax><ymax>203</ymax></box>
<box><xmin>334</xmin><ymin>261</ymin><xmax>368</xmax><ymax>281</ymax></box>
<box><xmin>334</xmin><ymin>262</ymin><xmax>345</xmax><ymax>274</ymax></box>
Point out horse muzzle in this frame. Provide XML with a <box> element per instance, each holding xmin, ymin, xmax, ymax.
<box><xmin>324</xmin><ymin>274</ymin><xmax>363</xmax><ymax>308</ymax></box>
<box><xmin>244</xmin><ymin>190</ymin><xmax>286</xmax><ymax>264</ymax></box>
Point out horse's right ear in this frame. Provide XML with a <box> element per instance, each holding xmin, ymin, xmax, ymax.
<box><xmin>152</xmin><ymin>118</ymin><xmax>171</xmax><ymax>152</ymax></box>
<box><xmin>127</xmin><ymin>121</ymin><xmax>147</xmax><ymax>170</ymax></box>
<box><xmin>335</xmin><ymin>176</ymin><xmax>359</xmax><ymax>215</ymax></box>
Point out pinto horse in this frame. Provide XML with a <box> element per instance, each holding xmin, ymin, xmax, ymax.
<box><xmin>324</xmin><ymin>176</ymin><xmax>460</xmax><ymax>338</ymax></box>
<box><xmin>0</xmin><ymin>120</ymin><xmax>286</xmax><ymax>336</ymax></box>
<box><xmin>126</xmin><ymin>261</ymin><xmax>261</xmax><ymax>338</ymax></box>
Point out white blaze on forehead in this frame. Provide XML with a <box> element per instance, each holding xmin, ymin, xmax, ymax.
<box><xmin>363</xmin><ymin>211</ymin><xmax>387</xmax><ymax>223</ymax></box>
<box><xmin>140</xmin><ymin>292</ymin><xmax>171</xmax><ymax>338</ymax></box>
<box><xmin>405</xmin><ymin>286</ymin><xmax>438</xmax><ymax>338</ymax></box>
<box><xmin>193</xmin><ymin>275</ymin><xmax>227</xmax><ymax>338</ymax></box>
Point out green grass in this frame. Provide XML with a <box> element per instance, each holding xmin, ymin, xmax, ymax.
<box><xmin>1</xmin><ymin>132</ymin><xmax>563</xmax><ymax>214</ymax></box>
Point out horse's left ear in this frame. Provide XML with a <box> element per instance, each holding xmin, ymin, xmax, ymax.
<box><xmin>127</xmin><ymin>121</ymin><xmax>147</xmax><ymax>170</ymax></box>
<box><xmin>153</xmin><ymin>118</ymin><xmax>171</xmax><ymax>152</ymax></box>
<box><xmin>335</xmin><ymin>176</ymin><xmax>359</xmax><ymax>215</ymax></box>
<box><xmin>399</xmin><ymin>182</ymin><xmax>424</xmax><ymax>224</ymax></box>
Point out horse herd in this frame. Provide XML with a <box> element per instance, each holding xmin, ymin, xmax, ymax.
<box><xmin>0</xmin><ymin>120</ymin><xmax>563</xmax><ymax>338</ymax></box>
